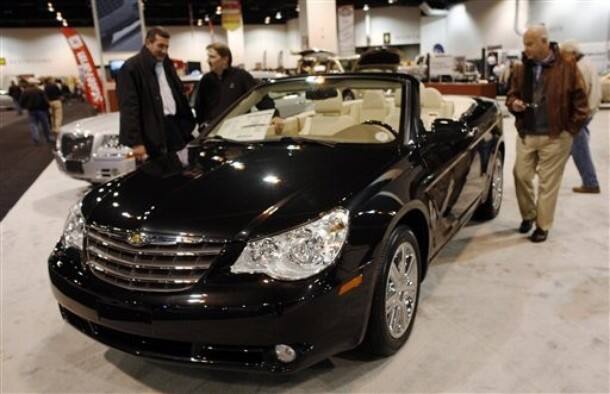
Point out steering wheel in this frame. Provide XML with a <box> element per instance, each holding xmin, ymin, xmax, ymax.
<box><xmin>362</xmin><ymin>120</ymin><xmax>400</xmax><ymax>139</ymax></box>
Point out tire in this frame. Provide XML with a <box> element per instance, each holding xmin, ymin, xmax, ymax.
<box><xmin>475</xmin><ymin>151</ymin><xmax>504</xmax><ymax>221</ymax></box>
<box><xmin>362</xmin><ymin>226</ymin><xmax>422</xmax><ymax>356</ymax></box>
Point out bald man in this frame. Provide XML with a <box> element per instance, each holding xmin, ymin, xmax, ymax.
<box><xmin>506</xmin><ymin>25</ymin><xmax>589</xmax><ymax>242</ymax></box>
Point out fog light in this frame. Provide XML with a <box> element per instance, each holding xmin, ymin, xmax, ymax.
<box><xmin>274</xmin><ymin>344</ymin><xmax>297</xmax><ymax>363</ymax></box>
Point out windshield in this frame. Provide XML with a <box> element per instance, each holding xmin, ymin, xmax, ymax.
<box><xmin>206</xmin><ymin>77</ymin><xmax>405</xmax><ymax>145</ymax></box>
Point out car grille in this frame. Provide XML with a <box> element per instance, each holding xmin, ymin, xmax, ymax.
<box><xmin>60</xmin><ymin>134</ymin><xmax>94</xmax><ymax>162</ymax></box>
<box><xmin>97</xmin><ymin>0</ymin><xmax>125</xmax><ymax>18</ymax></box>
<box><xmin>85</xmin><ymin>226</ymin><xmax>225</xmax><ymax>292</ymax></box>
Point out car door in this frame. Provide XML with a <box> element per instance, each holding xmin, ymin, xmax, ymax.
<box><xmin>416</xmin><ymin>121</ymin><xmax>463</xmax><ymax>250</ymax></box>
<box><xmin>448</xmin><ymin>106</ymin><xmax>500</xmax><ymax>224</ymax></box>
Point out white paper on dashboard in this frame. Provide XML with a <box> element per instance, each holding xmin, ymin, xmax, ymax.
<box><xmin>216</xmin><ymin>109</ymin><xmax>274</xmax><ymax>141</ymax></box>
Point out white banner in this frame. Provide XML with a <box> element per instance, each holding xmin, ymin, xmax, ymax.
<box><xmin>337</xmin><ymin>5</ymin><xmax>355</xmax><ymax>56</ymax></box>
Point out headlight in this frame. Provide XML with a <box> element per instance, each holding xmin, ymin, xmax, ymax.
<box><xmin>231</xmin><ymin>207</ymin><xmax>349</xmax><ymax>280</ymax></box>
<box><xmin>62</xmin><ymin>201</ymin><xmax>85</xmax><ymax>250</ymax></box>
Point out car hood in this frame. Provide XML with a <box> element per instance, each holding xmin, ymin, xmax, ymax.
<box><xmin>60</xmin><ymin>112</ymin><xmax>119</xmax><ymax>135</ymax></box>
<box><xmin>83</xmin><ymin>142</ymin><xmax>397</xmax><ymax>240</ymax></box>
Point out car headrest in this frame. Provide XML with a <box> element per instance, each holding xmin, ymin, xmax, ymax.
<box><xmin>362</xmin><ymin>90</ymin><xmax>386</xmax><ymax>109</ymax></box>
<box><xmin>314</xmin><ymin>93</ymin><xmax>343</xmax><ymax>114</ymax></box>
<box><xmin>421</xmin><ymin>87</ymin><xmax>443</xmax><ymax>108</ymax></box>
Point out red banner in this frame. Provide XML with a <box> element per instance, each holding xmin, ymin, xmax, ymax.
<box><xmin>61</xmin><ymin>27</ymin><xmax>106</xmax><ymax>112</ymax></box>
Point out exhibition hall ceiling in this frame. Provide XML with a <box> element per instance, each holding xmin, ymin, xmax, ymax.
<box><xmin>0</xmin><ymin>0</ymin><xmax>462</xmax><ymax>28</ymax></box>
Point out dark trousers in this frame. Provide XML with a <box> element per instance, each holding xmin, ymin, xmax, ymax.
<box><xmin>27</xmin><ymin>110</ymin><xmax>52</xmax><ymax>143</ymax></box>
<box><xmin>164</xmin><ymin>115</ymin><xmax>188</xmax><ymax>152</ymax></box>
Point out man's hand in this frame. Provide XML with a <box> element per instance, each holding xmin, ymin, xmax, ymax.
<box><xmin>271</xmin><ymin>117</ymin><xmax>284</xmax><ymax>135</ymax></box>
<box><xmin>130</xmin><ymin>145</ymin><xmax>148</xmax><ymax>162</ymax></box>
<box><xmin>511</xmin><ymin>99</ymin><xmax>527</xmax><ymax>112</ymax></box>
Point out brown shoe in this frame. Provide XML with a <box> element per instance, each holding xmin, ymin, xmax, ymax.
<box><xmin>572</xmin><ymin>186</ymin><xmax>600</xmax><ymax>194</ymax></box>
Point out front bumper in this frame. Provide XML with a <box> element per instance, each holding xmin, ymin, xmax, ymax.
<box><xmin>48</xmin><ymin>244</ymin><xmax>375</xmax><ymax>373</ymax></box>
<box><xmin>54</xmin><ymin>150</ymin><xmax>136</xmax><ymax>183</ymax></box>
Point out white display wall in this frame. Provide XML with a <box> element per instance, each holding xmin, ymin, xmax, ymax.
<box><xmin>1</xmin><ymin>0</ymin><xmax>608</xmax><ymax>88</ymax></box>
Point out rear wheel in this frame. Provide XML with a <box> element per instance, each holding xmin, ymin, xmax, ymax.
<box><xmin>475</xmin><ymin>151</ymin><xmax>503</xmax><ymax>220</ymax></box>
<box><xmin>362</xmin><ymin>226</ymin><xmax>421</xmax><ymax>356</ymax></box>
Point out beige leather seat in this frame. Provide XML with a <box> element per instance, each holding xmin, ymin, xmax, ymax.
<box><xmin>384</xmin><ymin>89</ymin><xmax>402</xmax><ymax>131</ymax></box>
<box><xmin>420</xmin><ymin>87</ymin><xmax>454</xmax><ymax>129</ymax></box>
<box><xmin>359</xmin><ymin>90</ymin><xmax>389</xmax><ymax>123</ymax></box>
<box><xmin>301</xmin><ymin>93</ymin><xmax>354</xmax><ymax>136</ymax></box>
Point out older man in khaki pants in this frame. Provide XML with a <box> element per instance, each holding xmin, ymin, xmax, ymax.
<box><xmin>44</xmin><ymin>78</ymin><xmax>63</xmax><ymax>134</ymax></box>
<box><xmin>506</xmin><ymin>25</ymin><xmax>589</xmax><ymax>242</ymax></box>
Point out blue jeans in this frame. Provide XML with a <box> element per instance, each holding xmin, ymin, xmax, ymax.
<box><xmin>28</xmin><ymin>110</ymin><xmax>52</xmax><ymax>143</ymax></box>
<box><xmin>571</xmin><ymin>118</ymin><xmax>599</xmax><ymax>188</ymax></box>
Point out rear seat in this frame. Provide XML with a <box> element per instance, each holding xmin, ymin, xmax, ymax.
<box><xmin>420</xmin><ymin>87</ymin><xmax>454</xmax><ymax>130</ymax></box>
<box><xmin>384</xmin><ymin>89</ymin><xmax>402</xmax><ymax>131</ymax></box>
<box><xmin>359</xmin><ymin>90</ymin><xmax>389</xmax><ymax>123</ymax></box>
<box><xmin>300</xmin><ymin>94</ymin><xmax>355</xmax><ymax>136</ymax></box>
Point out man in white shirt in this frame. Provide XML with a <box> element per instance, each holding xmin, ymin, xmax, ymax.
<box><xmin>117</xmin><ymin>26</ymin><xmax>195</xmax><ymax>161</ymax></box>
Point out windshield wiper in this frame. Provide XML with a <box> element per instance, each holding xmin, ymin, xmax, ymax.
<box><xmin>276</xmin><ymin>136</ymin><xmax>336</xmax><ymax>148</ymax></box>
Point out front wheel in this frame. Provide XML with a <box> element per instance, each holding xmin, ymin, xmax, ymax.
<box><xmin>362</xmin><ymin>226</ymin><xmax>421</xmax><ymax>356</ymax></box>
<box><xmin>475</xmin><ymin>151</ymin><xmax>504</xmax><ymax>220</ymax></box>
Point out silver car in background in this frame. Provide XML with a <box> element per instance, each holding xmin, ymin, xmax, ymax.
<box><xmin>54</xmin><ymin>112</ymin><xmax>134</xmax><ymax>183</ymax></box>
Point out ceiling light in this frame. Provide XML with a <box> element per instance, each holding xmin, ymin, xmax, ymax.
<box><xmin>388</xmin><ymin>0</ymin><xmax>396</xmax><ymax>4</ymax></box>
<box><xmin>363</xmin><ymin>4</ymin><xmax>370</xmax><ymax>12</ymax></box>
<box><xmin>204</xmin><ymin>14</ymin><xmax>210</xmax><ymax>22</ymax></box>
<box><xmin>216</xmin><ymin>6</ymin><xmax>222</xmax><ymax>15</ymax></box>
<box><xmin>264</xmin><ymin>16</ymin><xmax>270</xmax><ymax>24</ymax></box>
<box><xmin>197</xmin><ymin>18</ymin><xmax>202</xmax><ymax>26</ymax></box>
<box><xmin>275</xmin><ymin>11</ymin><xmax>282</xmax><ymax>20</ymax></box>
<box><xmin>56</xmin><ymin>12</ymin><xmax>62</xmax><ymax>21</ymax></box>
<box><xmin>62</xmin><ymin>19</ymin><xmax>68</xmax><ymax>26</ymax></box>
<box><xmin>295</xmin><ymin>5</ymin><xmax>300</xmax><ymax>13</ymax></box>
<box><xmin>48</xmin><ymin>4</ymin><xmax>54</xmax><ymax>12</ymax></box>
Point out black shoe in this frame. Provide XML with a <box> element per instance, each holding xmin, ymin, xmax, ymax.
<box><xmin>530</xmin><ymin>228</ymin><xmax>548</xmax><ymax>243</ymax></box>
<box><xmin>518</xmin><ymin>219</ymin><xmax>534</xmax><ymax>233</ymax></box>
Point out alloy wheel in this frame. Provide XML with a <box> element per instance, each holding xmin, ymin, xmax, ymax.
<box><xmin>385</xmin><ymin>241</ymin><xmax>419</xmax><ymax>339</ymax></box>
<box><xmin>491</xmin><ymin>156</ymin><xmax>503</xmax><ymax>211</ymax></box>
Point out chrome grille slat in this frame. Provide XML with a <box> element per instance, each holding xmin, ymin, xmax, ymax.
<box><xmin>88</xmin><ymin>259</ymin><xmax>200</xmax><ymax>283</ymax></box>
<box><xmin>60</xmin><ymin>134</ymin><xmax>94</xmax><ymax>161</ymax></box>
<box><xmin>85</xmin><ymin>226</ymin><xmax>224</xmax><ymax>292</ymax></box>
<box><xmin>87</xmin><ymin>231</ymin><xmax>222</xmax><ymax>256</ymax></box>
<box><xmin>88</xmin><ymin>245</ymin><xmax>213</xmax><ymax>270</ymax></box>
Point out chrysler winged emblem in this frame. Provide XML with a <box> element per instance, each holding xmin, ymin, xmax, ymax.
<box><xmin>127</xmin><ymin>232</ymin><xmax>147</xmax><ymax>246</ymax></box>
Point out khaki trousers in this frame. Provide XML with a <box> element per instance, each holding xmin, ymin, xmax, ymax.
<box><xmin>49</xmin><ymin>100</ymin><xmax>63</xmax><ymax>133</ymax></box>
<box><xmin>513</xmin><ymin>131</ymin><xmax>573</xmax><ymax>231</ymax></box>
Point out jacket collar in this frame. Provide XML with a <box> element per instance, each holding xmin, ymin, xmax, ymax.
<box><xmin>522</xmin><ymin>41</ymin><xmax>560</xmax><ymax>66</ymax></box>
<box><xmin>140</xmin><ymin>46</ymin><xmax>165</xmax><ymax>69</ymax></box>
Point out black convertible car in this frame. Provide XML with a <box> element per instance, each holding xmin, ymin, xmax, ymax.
<box><xmin>49</xmin><ymin>73</ymin><xmax>504</xmax><ymax>373</ymax></box>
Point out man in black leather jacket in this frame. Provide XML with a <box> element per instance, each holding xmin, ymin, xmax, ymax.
<box><xmin>117</xmin><ymin>26</ymin><xmax>195</xmax><ymax>161</ymax></box>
